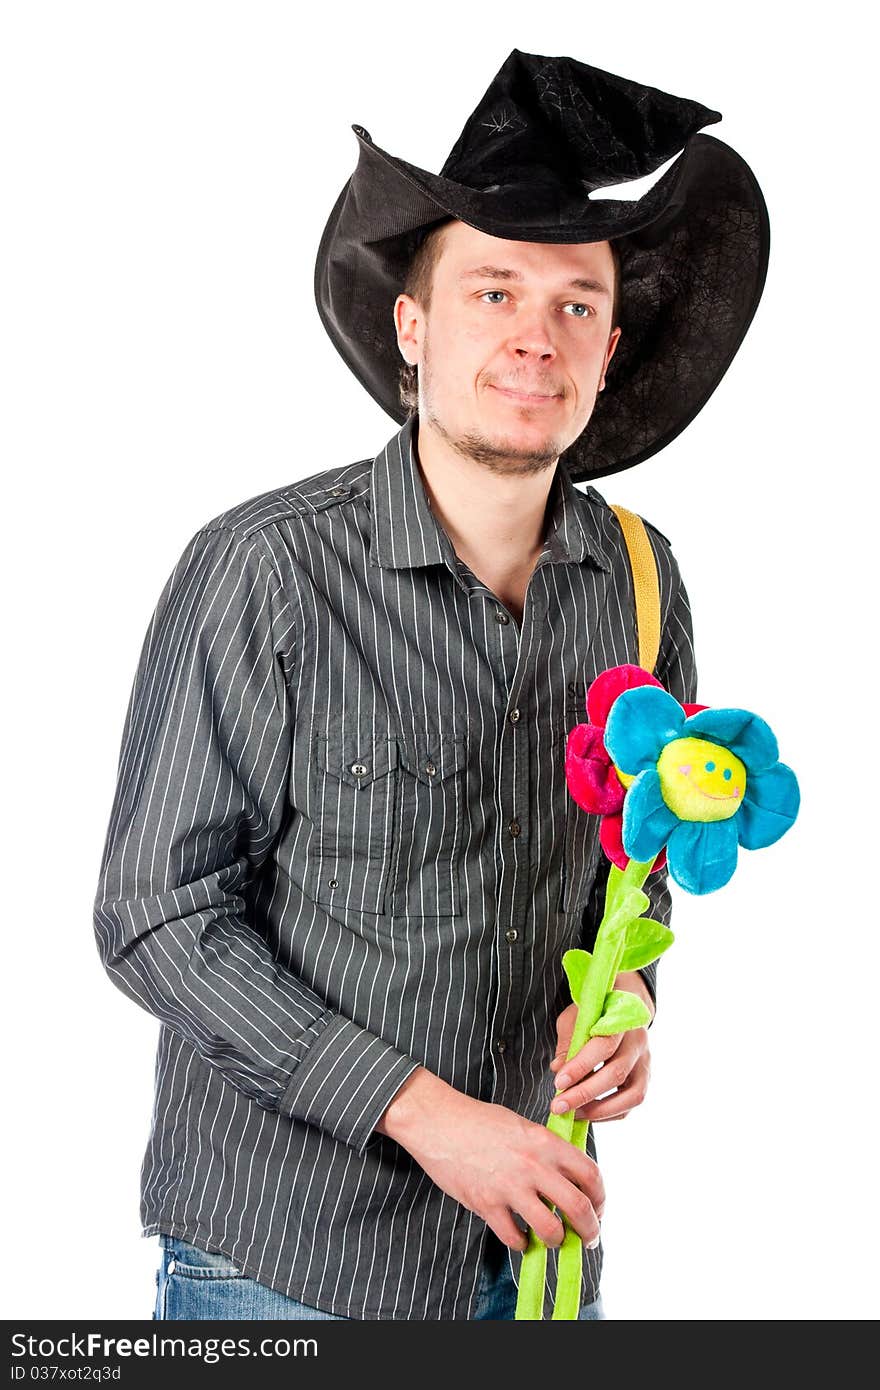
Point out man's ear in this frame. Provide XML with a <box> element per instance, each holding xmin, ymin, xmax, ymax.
<box><xmin>599</xmin><ymin>326</ymin><xmax>622</xmax><ymax>392</ymax></box>
<box><xmin>394</xmin><ymin>292</ymin><xmax>422</xmax><ymax>366</ymax></box>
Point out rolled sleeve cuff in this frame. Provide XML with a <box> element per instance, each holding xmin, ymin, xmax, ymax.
<box><xmin>277</xmin><ymin>1013</ymin><xmax>421</xmax><ymax>1157</ymax></box>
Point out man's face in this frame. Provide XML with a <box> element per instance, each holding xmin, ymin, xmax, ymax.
<box><xmin>394</xmin><ymin>220</ymin><xmax>621</xmax><ymax>476</ymax></box>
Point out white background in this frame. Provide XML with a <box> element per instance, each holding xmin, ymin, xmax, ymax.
<box><xmin>2</xmin><ymin>0</ymin><xmax>877</xmax><ymax>1321</ymax></box>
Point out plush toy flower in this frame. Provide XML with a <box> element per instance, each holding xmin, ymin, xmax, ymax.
<box><xmin>515</xmin><ymin>665</ymin><xmax>800</xmax><ymax>1321</ymax></box>
<box><xmin>603</xmin><ymin>686</ymin><xmax>800</xmax><ymax>894</ymax></box>
<box><xmin>564</xmin><ymin>663</ymin><xmax>707</xmax><ymax>873</ymax></box>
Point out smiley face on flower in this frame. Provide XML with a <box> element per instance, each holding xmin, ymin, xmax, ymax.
<box><xmin>657</xmin><ymin>737</ymin><xmax>746</xmax><ymax>821</ymax></box>
<box><xmin>603</xmin><ymin>686</ymin><xmax>799</xmax><ymax>894</ymax></box>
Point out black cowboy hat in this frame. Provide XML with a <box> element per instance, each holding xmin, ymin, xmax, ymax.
<box><xmin>314</xmin><ymin>47</ymin><xmax>770</xmax><ymax>483</ymax></box>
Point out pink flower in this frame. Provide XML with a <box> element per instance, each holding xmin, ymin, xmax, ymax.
<box><xmin>565</xmin><ymin>664</ymin><xmax>707</xmax><ymax>872</ymax></box>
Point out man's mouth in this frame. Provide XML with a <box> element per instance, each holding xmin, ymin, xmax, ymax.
<box><xmin>489</xmin><ymin>384</ymin><xmax>562</xmax><ymax>404</ymax></box>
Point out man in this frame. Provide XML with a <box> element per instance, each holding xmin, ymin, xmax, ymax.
<box><xmin>93</xmin><ymin>49</ymin><xmax>768</xmax><ymax>1320</ymax></box>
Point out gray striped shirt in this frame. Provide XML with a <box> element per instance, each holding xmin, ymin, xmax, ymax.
<box><xmin>93</xmin><ymin>412</ymin><xmax>697</xmax><ymax>1320</ymax></box>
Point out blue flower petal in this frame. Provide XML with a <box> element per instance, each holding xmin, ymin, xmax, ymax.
<box><xmin>681</xmin><ymin>708</ymin><xmax>778</xmax><ymax>773</ymax></box>
<box><xmin>666</xmin><ymin>819</ymin><xmax>739</xmax><ymax>894</ymax></box>
<box><xmin>621</xmin><ymin>769</ymin><xmax>679</xmax><ymax>861</ymax></box>
<box><xmin>605</xmin><ymin>686</ymin><xmax>687</xmax><ymax>774</ymax></box>
<box><xmin>737</xmin><ymin>762</ymin><xmax>800</xmax><ymax>849</ymax></box>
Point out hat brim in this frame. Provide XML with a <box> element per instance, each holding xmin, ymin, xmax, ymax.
<box><xmin>314</xmin><ymin>129</ymin><xmax>769</xmax><ymax>482</ymax></box>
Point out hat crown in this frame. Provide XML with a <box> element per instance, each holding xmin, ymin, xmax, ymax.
<box><xmin>439</xmin><ymin>48</ymin><xmax>721</xmax><ymax>198</ymax></box>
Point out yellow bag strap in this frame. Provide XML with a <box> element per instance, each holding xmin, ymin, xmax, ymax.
<box><xmin>608</xmin><ymin>504</ymin><xmax>661</xmax><ymax>674</ymax></box>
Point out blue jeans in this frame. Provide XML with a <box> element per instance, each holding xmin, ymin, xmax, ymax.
<box><xmin>153</xmin><ymin>1231</ymin><xmax>605</xmax><ymax>1320</ymax></box>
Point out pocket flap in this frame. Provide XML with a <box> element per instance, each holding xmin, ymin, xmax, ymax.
<box><xmin>316</xmin><ymin>732</ymin><xmax>398</xmax><ymax>788</ymax></box>
<box><xmin>397</xmin><ymin>734</ymin><xmax>468</xmax><ymax>786</ymax></box>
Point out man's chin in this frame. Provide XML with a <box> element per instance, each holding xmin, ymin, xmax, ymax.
<box><xmin>458</xmin><ymin>426</ymin><xmax>565</xmax><ymax>471</ymax></box>
<box><xmin>422</xmin><ymin>400</ymin><xmax>581</xmax><ymax>471</ymax></box>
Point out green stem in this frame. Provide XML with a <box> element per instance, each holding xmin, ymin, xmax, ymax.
<box><xmin>514</xmin><ymin>856</ymin><xmax>654</xmax><ymax>1320</ymax></box>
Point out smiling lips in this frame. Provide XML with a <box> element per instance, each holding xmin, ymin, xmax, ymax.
<box><xmin>678</xmin><ymin>765</ymin><xmax>741</xmax><ymax>800</ymax></box>
<box><xmin>490</xmin><ymin>384</ymin><xmax>561</xmax><ymax>404</ymax></box>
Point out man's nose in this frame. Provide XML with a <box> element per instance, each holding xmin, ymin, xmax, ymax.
<box><xmin>509</xmin><ymin>313</ymin><xmax>557</xmax><ymax>358</ymax></box>
<box><xmin>512</xmin><ymin>340</ymin><xmax>557</xmax><ymax>362</ymax></box>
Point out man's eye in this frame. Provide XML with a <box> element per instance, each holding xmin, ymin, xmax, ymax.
<box><xmin>478</xmin><ymin>292</ymin><xmax>594</xmax><ymax>315</ymax></box>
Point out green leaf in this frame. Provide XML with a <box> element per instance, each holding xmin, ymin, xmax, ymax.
<box><xmin>619</xmin><ymin>920</ymin><xmax>675</xmax><ymax>971</ymax></box>
<box><xmin>603</xmin><ymin>887</ymin><xmax>650</xmax><ymax>938</ymax></box>
<box><xmin>561</xmin><ymin>948</ymin><xmax>592</xmax><ymax>1004</ymax></box>
<box><xmin>589</xmin><ymin>989</ymin><xmax>652</xmax><ymax>1036</ymax></box>
<box><xmin>618</xmin><ymin>887</ymin><xmax>651</xmax><ymax>923</ymax></box>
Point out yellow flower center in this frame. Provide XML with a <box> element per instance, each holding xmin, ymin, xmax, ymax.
<box><xmin>656</xmin><ymin>736</ymin><xmax>746</xmax><ymax>822</ymax></box>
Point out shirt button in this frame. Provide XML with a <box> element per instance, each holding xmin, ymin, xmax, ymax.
<box><xmin>424</xmin><ymin>761</ymin><xmax>436</xmax><ymax>776</ymax></box>
<box><xmin>508</xmin><ymin>819</ymin><xmax>521</xmax><ymax>837</ymax></box>
<box><xmin>328</xmin><ymin>878</ymin><xmax>338</xmax><ymax>889</ymax></box>
<box><xmin>505</xmin><ymin>928</ymin><xmax>518</xmax><ymax>943</ymax></box>
<box><xmin>496</xmin><ymin>1039</ymin><xmax>507</xmax><ymax>1054</ymax></box>
<box><xmin>494</xmin><ymin>610</ymin><xmax>510</xmax><ymax>625</ymax></box>
<box><xmin>350</xmin><ymin>762</ymin><xmax>368</xmax><ymax>777</ymax></box>
<box><xmin>508</xmin><ymin>708</ymin><xmax>520</xmax><ymax>723</ymax></box>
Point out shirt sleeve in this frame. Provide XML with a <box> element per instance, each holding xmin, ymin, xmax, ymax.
<box><xmin>92</xmin><ymin>524</ymin><xmax>420</xmax><ymax>1157</ymax></box>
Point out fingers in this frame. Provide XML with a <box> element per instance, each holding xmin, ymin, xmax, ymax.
<box><xmin>551</xmin><ymin>1030</ymin><xmax>648</xmax><ymax>1116</ymax></box>
<box><xmin>506</xmin><ymin>1126</ymin><xmax>606</xmax><ymax>1251</ymax></box>
<box><xmin>516</xmin><ymin>1194</ymin><xmax>567</xmax><ymax>1250</ymax></box>
<box><xmin>488</xmin><ymin>1212</ymin><xmax>530</xmax><ymax>1253</ymax></box>
<box><xmin>573</xmin><ymin>1055</ymin><xmax>650</xmax><ymax>1122</ymax></box>
<box><xmin>553</xmin><ymin>1144</ymin><xmax>606</xmax><ymax>1223</ymax></box>
<box><xmin>526</xmin><ymin>1180</ymin><xmax>601</xmax><ymax>1249</ymax></box>
<box><xmin>551</xmin><ymin>1031</ymin><xmax>624</xmax><ymax>1097</ymax></box>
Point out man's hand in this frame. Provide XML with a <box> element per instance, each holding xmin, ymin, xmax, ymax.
<box><xmin>548</xmin><ymin>973</ymin><xmax>654</xmax><ymax>1123</ymax></box>
<box><xmin>375</xmin><ymin>1068</ymin><xmax>605</xmax><ymax>1254</ymax></box>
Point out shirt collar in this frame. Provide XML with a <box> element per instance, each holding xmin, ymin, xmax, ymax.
<box><xmin>368</xmin><ymin>414</ymin><xmax>612</xmax><ymax>574</ymax></box>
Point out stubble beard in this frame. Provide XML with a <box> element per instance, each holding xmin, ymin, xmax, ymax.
<box><xmin>419</xmin><ymin>335</ymin><xmax>566</xmax><ymax>478</ymax></box>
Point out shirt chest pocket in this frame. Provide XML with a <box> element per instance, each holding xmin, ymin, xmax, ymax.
<box><xmin>310</xmin><ymin>732</ymin><xmax>399</xmax><ymax>915</ymax></box>
<box><xmin>310</xmin><ymin>730</ymin><xmax>469</xmax><ymax>919</ymax></box>
<box><xmin>385</xmin><ymin>734</ymin><xmax>469</xmax><ymax>919</ymax></box>
<box><xmin>558</xmin><ymin>712</ymin><xmax>603</xmax><ymax>915</ymax></box>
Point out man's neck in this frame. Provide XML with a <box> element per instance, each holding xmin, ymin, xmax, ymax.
<box><xmin>413</xmin><ymin>414</ymin><xmax>558</xmax><ymax>580</ymax></box>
